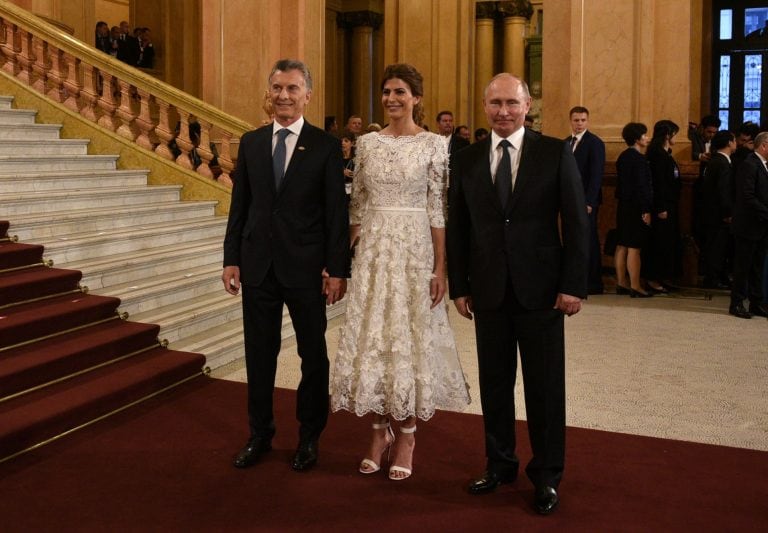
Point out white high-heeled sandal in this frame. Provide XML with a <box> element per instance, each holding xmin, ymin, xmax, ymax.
<box><xmin>359</xmin><ymin>421</ymin><xmax>395</xmax><ymax>474</ymax></box>
<box><xmin>388</xmin><ymin>425</ymin><xmax>416</xmax><ymax>480</ymax></box>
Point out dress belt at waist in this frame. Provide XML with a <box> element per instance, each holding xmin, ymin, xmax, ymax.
<box><xmin>368</xmin><ymin>206</ymin><xmax>427</xmax><ymax>212</ymax></box>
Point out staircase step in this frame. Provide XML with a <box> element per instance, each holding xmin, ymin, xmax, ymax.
<box><xmin>0</xmin><ymin>185</ymin><xmax>182</xmax><ymax>216</ymax></box>
<box><xmin>0</xmin><ymin>266</ymin><xmax>81</xmax><ymax>306</ymax></box>
<box><xmin>0</xmin><ymin>96</ymin><xmax>13</xmax><ymax>109</ymax></box>
<box><xmin>0</xmin><ymin>293</ymin><xmax>121</xmax><ymax>347</ymax></box>
<box><xmin>0</xmin><ymin>346</ymin><xmax>205</xmax><ymax>459</ymax></box>
<box><xmin>96</xmin><ymin>264</ymin><xmax>223</xmax><ymax>316</ymax></box>
<box><xmin>0</xmin><ymin>154</ymin><xmax>117</xmax><ymax>173</ymax></box>
<box><xmin>0</xmin><ymin>139</ymin><xmax>89</xmax><ymax>156</ymax></box>
<box><xmin>38</xmin><ymin>216</ymin><xmax>227</xmax><ymax>265</ymax></box>
<box><xmin>0</xmin><ymin>123</ymin><xmax>61</xmax><ymax>140</ymax></box>
<box><xmin>8</xmin><ymin>200</ymin><xmax>217</xmax><ymax>241</ymax></box>
<box><xmin>0</xmin><ymin>169</ymin><xmax>148</xmax><ymax>194</ymax></box>
<box><xmin>171</xmin><ymin>320</ymin><xmax>245</xmax><ymax>370</ymax></box>
<box><xmin>0</xmin><ymin>320</ymin><xmax>160</xmax><ymax>399</ymax></box>
<box><xmin>68</xmin><ymin>237</ymin><xmax>223</xmax><ymax>290</ymax></box>
<box><xmin>0</xmin><ymin>242</ymin><xmax>44</xmax><ymax>269</ymax></box>
<box><xmin>132</xmin><ymin>292</ymin><xmax>242</xmax><ymax>344</ymax></box>
<box><xmin>0</xmin><ymin>108</ymin><xmax>37</xmax><ymax>125</ymax></box>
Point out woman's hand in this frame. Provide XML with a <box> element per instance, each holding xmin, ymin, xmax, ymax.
<box><xmin>430</xmin><ymin>271</ymin><xmax>446</xmax><ymax>309</ymax></box>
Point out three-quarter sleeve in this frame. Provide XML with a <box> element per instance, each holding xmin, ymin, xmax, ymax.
<box><xmin>426</xmin><ymin>136</ymin><xmax>448</xmax><ymax>228</ymax></box>
<box><xmin>349</xmin><ymin>137</ymin><xmax>368</xmax><ymax>225</ymax></box>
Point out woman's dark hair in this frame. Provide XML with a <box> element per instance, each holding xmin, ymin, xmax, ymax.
<box><xmin>622</xmin><ymin>122</ymin><xmax>648</xmax><ymax>146</ymax></box>
<box><xmin>649</xmin><ymin>119</ymin><xmax>679</xmax><ymax>151</ymax></box>
<box><xmin>339</xmin><ymin>129</ymin><xmax>357</xmax><ymax>143</ymax></box>
<box><xmin>380</xmin><ymin>63</ymin><xmax>425</xmax><ymax>125</ymax></box>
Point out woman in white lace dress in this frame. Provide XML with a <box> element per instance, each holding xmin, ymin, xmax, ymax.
<box><xmin>330</xmin><ymin>64</ymin><xmax>470</xmax><ymax>480</ymax></box>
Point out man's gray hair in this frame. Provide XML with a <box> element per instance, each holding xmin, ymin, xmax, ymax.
<box><xmin>754</xmin><ymin>131</ymin><xmax>768</xmax><ymax>148</ymax></box>
<box><xmin>483</xmin><ymin>73</ymin><xmax>530</xmax><ymax>100</ymax></box>
<box><xmin>269</xmin><ymin>59</ymin><xmax>313</xmax><ymax>91</ymax></box>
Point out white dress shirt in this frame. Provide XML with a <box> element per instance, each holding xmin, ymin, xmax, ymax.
<box><xmin>272</xmin><ymin>116</ymin><xmax>304</xmax><ymax>175</ymax></box>
<box><xmin>489</xmin><ymin>127</ymin><xmax>525</xmax><ymax>190</ymax></box>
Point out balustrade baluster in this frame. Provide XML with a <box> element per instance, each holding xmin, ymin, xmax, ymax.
<box><xmin>30</xmin><ymin>35</ymin><xmax>47</xmax><ymax>94</ymax></box>
<box><xmin>46</xmin><ymin>45</ymin><xmax>64</xmax><ymax>102</ymax></box>
<box><xmin>16</xmin><ymin>29</ymin><xmax>33</xmax><ymax>85</ymax></box>
<box><xmin>1</xmin><ymin>21</ymin><xmax>20</xmax><ymax>76</ymax></box>
<box><xmin>134</xmin><ymin>88</ymin><xmax>156</xmax><ymax>150</ymax></box>
<box><xmin>96</xmin><ymin>72</ymin><xmax>118</xmax><ymax>131</ymax></box>
<box><xmin>194</xmin><ymin>119</ymin><xmax>214</xmax><ymax>178</ymax></box>
<box><xmin>217</xmin><ymin>131</ymin><xmax>235</xmax><ymax>186</ymax></box>
<box><xmin>79</xmin><ymin>64</ymin><xmax>100</xmax><ymax>122</ymax></box>
<box><xmin>174</xmin><ymin>109</ymin><xmax>194</xmax><ymax>170</ymax></box>
<box><xmin>62</xmin><ymin>53</ymin><xmax>81</xmax><ymax>112</ymax></box>
<box><xmin>115</xmin><ymin>79</ymin><xmax>137</xmax><ymax>140</ymax></box>
<box><xmin>153</xmin><ymin>98</ymin><xmax>175</xmax><ymax>160</ymax></box>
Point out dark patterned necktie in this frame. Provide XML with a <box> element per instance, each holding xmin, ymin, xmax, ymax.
<box><xmin>273</xmin><ymin>128</ymin><xmax>290</xmax><ymax>188</ymax></box>
<box><xmin>570</xmin><ymin>136</ymin><xmax>578</xmax><ymax>151</ymax></box>
<box><xmin>495</xmin><ymin>139</ymin><xmax>512</xmax><ymax>208</ymax></box>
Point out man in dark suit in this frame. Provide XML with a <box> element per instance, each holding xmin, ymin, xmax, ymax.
<box><xmin>700</xmin><ymin>131</ymin><xmax>736</xmax><ymax>289</ymax></box>
<box><xmin>222</xmin><ymin>59</ymin><xmax>350</xmax><ymax>471</ymax></box>
<box><xmin>436</xmin><ymin>110</ymin><xmax>470</xmax><ymax>157</ymax></box>
<box><xmin>116</xmin><ymin>20</ymin><xmax>140</xmax><ymax>66</ymax></box>
<box><xmin>567</xmin><ymin>106</ymin><xmax>606</xmax><ymax>294</ymax></box>
<box><xmin>729</xmin><ymin>131</ymin><xmax>768</xmax><ymax>319</ymax></box>
<box><xmin>447</xmin><ymin>73</ymin><xmax>588</xmax><ymax>515</ymax></box>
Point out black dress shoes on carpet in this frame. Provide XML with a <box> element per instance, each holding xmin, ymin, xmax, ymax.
<box><xmin>467</xmin><ymin>470</ymin><xmax>518</xmax><ymax>495</ymax></box>
<box><xmin>729</xmin><ymin>304</ymin><xmax>752</xmax><ymax>319</ymax></box>
<box><xmin>233</xmin><ymin>438</ymin><xmax>272</xmax><ymax>468</ymax></box>
<box><xmin>533</xmin><ymin>485</ymin><xmax>560</xmax><ymax>515</ymax></box>
<box><xmin>291</xmin><ymin>441</ymin><xmax>319</xmax><ymax>471</ymax></box>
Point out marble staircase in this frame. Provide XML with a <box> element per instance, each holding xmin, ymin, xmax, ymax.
<box><xmin>0</xmin><ymin>95</ymin><xmax>338</xmax><ymax>371</ymax></box>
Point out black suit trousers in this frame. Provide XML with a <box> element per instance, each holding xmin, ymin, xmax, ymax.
<box><xmin>473</xmin><ymin>283</ymin><xmax>565</xmax><ymax>489</ymax></box>
<box><xmin>730</xmin><ymin>233</ymin><xmax>768</xmax><ymax>307</ymax></box>
<box><xmin>241</xmin><ymin>267</ymin><xmax>329</xmax><ymax>444</ymax></box>
<box><xmin>588</xmin><ymin>206</ymin><xmax>603</xmax><ymax>291</ymax></box>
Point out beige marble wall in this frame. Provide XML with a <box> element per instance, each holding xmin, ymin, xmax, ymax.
<box><xmin>543</xmin><ymin>0</ymin><xmax>699</xmax><ymax>161</ymax></box>
<box><xmin>382</xmin><ymin>0</ymin><xmax>474</xmax><ymax>129</ymax></box>
<box><xmin>199</xmin><ymin>0</ymin><xmax>325</xmax><ymax>128</ymax></box>
<box><xmin>94</xmin><ymin>0</ymin><xmax>128</xmax><ymax>27</ymax></box>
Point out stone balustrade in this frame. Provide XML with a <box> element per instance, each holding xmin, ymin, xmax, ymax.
<box><xmin>0</xmin><ymin>2</ymin><xmax>251</xmax><ymax>187</ymax></box>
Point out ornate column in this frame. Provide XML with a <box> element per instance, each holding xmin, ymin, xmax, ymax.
<box><xmin>339</xmin><ymin>11</ymin><xmax>383</xmax><ymax>127</ymax></box>
<box><xmin>499</xmin><ymin>1</ymin><xmax>533</xmax><ymax>78</ymax></box>
<box><xmin>474</xmin><ymin>2</ymin><xmax>496</xmax><ymax>130</ymax></box>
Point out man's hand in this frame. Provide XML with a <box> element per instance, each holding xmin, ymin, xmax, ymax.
<box><xmin>222</xmin><ymin>266</ymin><xmax>241</xmax><ymax>295</ymax></box>
<box><xmin>322</xmin><ymin>268</ymin><xmax>347</xmax><ymax>305</ymax></box>
<box><xmin>554</xmin><ymin>293</ymin><xmax>582</xmax><ymax>316</ymax></box>
<box><xmin>586</xmin><ymin>205</ymin><xmax>593</xmax><ymax>214</ymax></box>
<box><xmin>454</xmin><ymin>295</ymin><xmax>474</xmax><ymax>320</ymax></box>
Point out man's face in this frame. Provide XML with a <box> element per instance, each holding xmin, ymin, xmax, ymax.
<box><xmin>457</xmin><ymin>126</ymin><xmax>470</xmax><ymax>141</ymax></box>
<box><xmin>347</xmin><ymin>117</ymin><xmax>362</xmax><ymax>133</ymax></box>
<box><xmin>483</xmin><ymin>76</ymin><xmax>531</xmax><ymax>138</ymax></box>
<box><xmin>269</xmin><ymin>69</ymin><xmax>311</xmax><ymax>126</ymax></box>
<box><xmin>756</xmin><ymin>140</ymin><xmax>768</xmax><ymax>158</ymax></box>
<box><xmin>437</xmin><ymin>113</ymin><xmax>454</xmax><ymax>136</ymax></box>
<box><xmin>120</xmin><ymin>21</ymin><xmax>130</xmax><ymax>35</ymax></box>
<box><xmin>703</xmin><ymin>126</ymin><xmax>718</xmax><ymax>142</ymax></box>
<box><xmin>570</xmin><ymin>112</ymin><xmax>589</xmax><ymax>134</ymax></box>
<box><xmin>737</xmin><ymin>133</ymin><xmax>755</xmax><ymax>150</ymax></box>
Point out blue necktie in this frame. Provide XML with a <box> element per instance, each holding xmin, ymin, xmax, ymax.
<box><xmin>273</xmin><ymin>128</ymin><xmax>290</xmax><ymax>188</ymax></box>
<box><xmin>495</xmin><ymin>139</ymin><xmax>512</xmax><ymax>208</ymax></box>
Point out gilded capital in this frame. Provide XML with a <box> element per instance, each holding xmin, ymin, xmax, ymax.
<box><xmin>498</xmin><ymin>1</ymin><xmax>533</xmax><ymax>19</ymax></box>
<box><xmin>475</xmin><ymin>1</ymin><xmax>497</xmax><ymax>20</ymax></box>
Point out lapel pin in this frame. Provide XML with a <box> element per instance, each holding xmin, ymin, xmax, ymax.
<box><xmin>298</xmin><ymin>146</ymin><xmax>306</xmax><ymax>151</ymax></box>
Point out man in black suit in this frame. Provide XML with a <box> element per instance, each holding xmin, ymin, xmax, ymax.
<box><xmin>729</xmin><ymin>131</ymin><xmax>768</xmax><ymax>319</ymax></box>
<box><xmin>222</xmin><ymin>59</ymin><xmax>350</xmax><ymax>471</ymax></box>
<box><xmin>447</xmin><ymin>73</ymin><xmax>588</xmax><ymax>515</ymax></box>
<box><xmin>116</xmin><ymin>21</ymin><xmax>140</xmax><ymax>66</ymax></box>
<box><xmin>567</xmin><ymin>106</ymin><xmax>606</xmax><ymax>294</ymax></box>
<box><xmin>436</xmin><ymin>110</ymin><xmax>470</xmax><ymax>157</ymax></box>
<box><xmin>700</xmin><ymin>131</ymin><xmax>736</xmax><ymax>289</ymax></box>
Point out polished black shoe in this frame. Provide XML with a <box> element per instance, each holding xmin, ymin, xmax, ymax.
<box><xmin>630</xmin><ymin>289</ymin><xmax>653</xmax><ymax>298</ymax></box>
<box><xmin>232</xmin><ymin>438</ymin><xmax>272</xmax><ymax>469</ymax></box>
<box><xmin>615</xmin><ymin>285</ymin><xmax>631</xmax><ymax>295</ymax></box>
<box><xmin>291</xmin><ymin>441</ymin><xmax>318</xmax><ymax>471</ymax></box>
<box><xmin>467</xmin><ymin>470</ymin><xmax>518</xmax><ymax>495</ymax></box>
<box><xmin>533</xmin><ymin>486</ymin><xmax>560</xmax><ymax>515</ymax></box>
<box><xmin>749</xmin><ymin>303</ymin><xmax>768</xmax><ymax>317</ymax></box>
<box><xmin>729</xmin><ymin>304</ymin><xmax>752</xmax><ymax>319</ymax></box>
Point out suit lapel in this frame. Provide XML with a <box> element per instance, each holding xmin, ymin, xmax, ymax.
<box><xmin>472</xmin><ymin>138</ymin><xmax>504</xmax><ymax>215</ymax></box>
<box><xmin>256</xmin><ymin>126</ymin><xmax>277</xmax><ymax>197</ymax></box>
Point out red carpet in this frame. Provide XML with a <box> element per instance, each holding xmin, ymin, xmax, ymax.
<box><xmin>1</xmin><ymin>378</ymin><xmax>765</xmax><ymax>532</ymax></box>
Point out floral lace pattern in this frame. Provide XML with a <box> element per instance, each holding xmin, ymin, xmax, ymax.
<box><xmin>331</xmin><ymin>132</ymin><xmax>471</xmax><ymax>421</ymax></box>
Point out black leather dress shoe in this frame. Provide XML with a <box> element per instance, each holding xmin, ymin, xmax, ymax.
<box><xmin>729</xmin><ymin>304</ymin><xmax>752</xmax><ymax>319</ymax></box>
<box><xmin>233</xmin><ymin>438</ymin><xmax>272</xmax><ymax>469</ymax></box>
<box><xmin>467</xmin><ymin>470</ymin><xmax>517</xmax><ymax>495</ymax></box>
<box><xmin>749</xmin><ymin>303</ymin><xmax>768</xmax><ymax>317</ymax></box>
<box><xmin>534</xmin><ymin>486</ymin><xmax>560</xmax><ymax>515</ymax></box>
<box><xmin>291</xmin><ymin>441</ymin><xmax>318</xmax><ymax>471</ymax></box>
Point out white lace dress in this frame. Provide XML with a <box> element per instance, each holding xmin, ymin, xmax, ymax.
<box><xmin>330</xmin><ymin>132</ymin><xmax>471</xmax><ymax>421</ymax></box>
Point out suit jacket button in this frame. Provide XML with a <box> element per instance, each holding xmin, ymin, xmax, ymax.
<box><xmin>505</xmin><ymin>219</ymin><xmax>510</xmax><ymax>225</ymax></box>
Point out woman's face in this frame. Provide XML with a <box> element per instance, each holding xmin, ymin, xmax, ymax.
<box><xmin>97</xmin><ymin>23</ymin><xmax>108</xmax><ymax>37</ymax></box>
<box><xmin>667</xmin><ymin>132</ymin><xmax>677</xmax><ymax>146</ymax></box>
<box><xmin>636</xmin><ymin>133</ymin><xmax>649</xmax><ymax>149</ymax></box>
<box><xmin>381</xmin><ymin>77</ymin><xmax>420</xmax><ymax>121</ymax></box>
<box><xmin>341</xmin><ymin>137</ymin><xmax>353</xmax><ymax>152</ymax></box>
